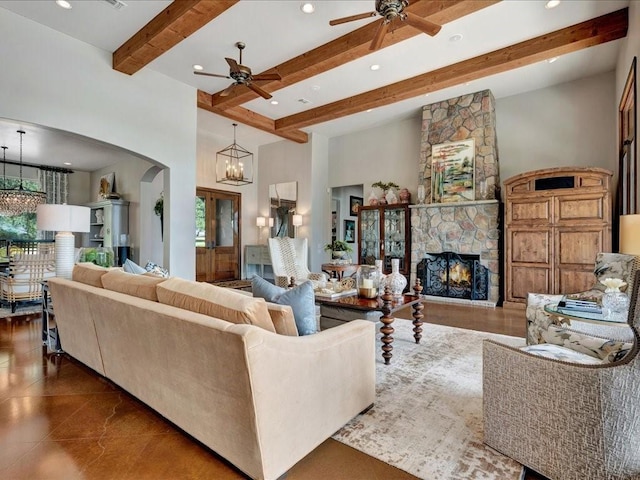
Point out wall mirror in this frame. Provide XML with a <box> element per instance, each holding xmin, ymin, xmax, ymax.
<box><xmin>270</xmin><ymin>181</ymin><xmax>297</xmax><ymax>238</ymax></box>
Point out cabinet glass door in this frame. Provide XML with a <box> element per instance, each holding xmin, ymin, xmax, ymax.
<box><xmin>384</xmin><ymin>206</ymin><xmax>407</xmax><ymax>271</ymax></box>
<box><xmin>359</xmin><ymin>208</ymin><xmax>380</xmax><ymax>265</ymax></box>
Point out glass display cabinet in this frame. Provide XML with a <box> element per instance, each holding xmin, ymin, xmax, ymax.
<box><xmin>357</xmin><ymin>204</ymin><xmax>411</xmax><ymax>279</ymax></box>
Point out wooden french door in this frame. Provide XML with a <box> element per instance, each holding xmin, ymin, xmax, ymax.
<box><xmin>195</xmin><ymin>188</ymin><xmax>241</xmax><ymax>282</ymax></box>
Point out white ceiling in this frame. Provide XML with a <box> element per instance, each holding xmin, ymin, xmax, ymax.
<box><xmin>0</xmin><ymin>0</ymin><xmax>629</xmax><ymax>171</ymax></box>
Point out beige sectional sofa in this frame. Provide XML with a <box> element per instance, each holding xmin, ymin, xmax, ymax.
<box><xmin>48</xmin><ymin>264</ymin><xmax>376</xmax><ymax>480</ymax></box>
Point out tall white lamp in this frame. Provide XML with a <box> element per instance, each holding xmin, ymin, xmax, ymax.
<box><xmin>36</xmin><ymin>204</ymin><xmax>90</xmax><ymax>279</ymax></box>
<box><xmin>620</xmin><ymin>214</ymin><xmax>640</xmax><ymax>256</ymax></box>
<box><xmin>292</xmin><ymin>214</ymin><xmax>302</xmax><ymax>237</ymax></box>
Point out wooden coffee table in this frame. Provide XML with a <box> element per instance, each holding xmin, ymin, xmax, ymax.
<box><xmin>315</xmin><ymin>282</ymin><xmax>424</xmax><ymax>365</ymax></box>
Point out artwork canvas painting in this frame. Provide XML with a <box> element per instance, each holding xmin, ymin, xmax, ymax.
<box><xmin>431</xmin><ymin>139</ymin><xmax>475</xmax><ymax>203</ymax></box>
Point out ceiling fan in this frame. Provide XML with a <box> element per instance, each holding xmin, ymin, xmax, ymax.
<box><xmin>330</xmin><ymin>0</ymin><xmax>442</xmax><ymax>51</ymax></box>
<box><xmin>193</xmin><ymin>42</ymin><xmax>281</xmax><ymax>100</ymax></box>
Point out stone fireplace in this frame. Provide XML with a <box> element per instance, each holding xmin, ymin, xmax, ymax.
<box><xmin>418</xmin><ymin>252</ymin><xmax>489</xmax><ymax>301</ymax></box>
<box><xmin>411</xmin><ymin>89</ymin><xmax>501</xmax><ymax>306</ymax></box>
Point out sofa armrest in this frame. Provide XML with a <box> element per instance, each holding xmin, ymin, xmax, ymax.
<box><xmin>240</xmin><ymin>319</ymin><xmax>376</xmax><ymax>479</ymax></box>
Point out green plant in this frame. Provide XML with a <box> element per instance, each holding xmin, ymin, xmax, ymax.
<box><xmin>154</xmin><ymin>194</ymin><xmax>163</xmax><ymax>217</ymax></box>
<box><xmin>324</xmin><ymin>240</ymin><xmax>353</xmax><ymax>253</ymax></box>
<box><xmin>371</xmin><ymin>181</ymin><xmax>399</xmax><ymax>191</ymax></box>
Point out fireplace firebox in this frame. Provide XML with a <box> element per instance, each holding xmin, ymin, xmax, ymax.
<box><xmin>417</xmin><ymin>252</ymin><xmax>488</xmax><ymax>301</ymax></box>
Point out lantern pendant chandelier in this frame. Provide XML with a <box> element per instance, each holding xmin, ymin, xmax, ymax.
<box><xmin>216</xmin><ymin>123</ymin><xmax>253</xmax><ymax>186</ymax></box>
<box><xmin>0</xmin><ymin>130</ymin><xmax>46</xmax><ymax>216</ymax></box>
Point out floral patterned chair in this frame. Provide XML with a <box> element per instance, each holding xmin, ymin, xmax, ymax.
<box><xmin>526</xmin><ymin>252</ymin><xmax>639</xmax><ymax>362</ymax></box>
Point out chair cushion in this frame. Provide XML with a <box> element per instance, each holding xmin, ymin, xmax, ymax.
<box><xmin>72</xmin><ymin>262</ymin><xmax>109</xmax><ymax>288</ymax></box>
<box><xmin>252</xmin><ymin>275</ymin><xmax>317</xmax><ymax>335</ymax></box>
<box><xmin>101</xmin><ymin>269</ymin><xmax>167</xmax><ymax>302</ymax></box>
<box><xmin>157</xmin><ymin>277</ymin><xmax>276</xmax><ymax>333</ymax></box>
<box><xmin>520</xmin><ymin>344</ymin><xmax>603</xmax><ymax>365</ymax></box>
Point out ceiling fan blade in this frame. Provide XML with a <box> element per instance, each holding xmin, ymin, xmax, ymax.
<box><xmin>370</xmin><ymin>20</ymin><xmax>389</xmax><ymax>51</ymax></box>
<box><xmin>251</xmin><ymin>73</ymin><xmax>281</xmax><ymax>81</ymax></box>
<box><xmin>329</xmin><ymin>11</ymin><xmax>377</xmax><ymax>26</ymax></box>
<box><xmin>194</xmin><ymin>71</ymin><xmax>231</xmax><ymax>79</ymax></box>
<box><xmin>403</xmin><ymin>12</ymin><xmax>442</xmax><ymax>36</ymax></box>
<box><xmin>219</xmin><ymin>83</ymin><xmax>237</xmax><ymax>97</ymax></box>
<box><xmin>225</xmin><ymin>57</ymin><xmax>241</xmax><ymax>74</ymax></box>
<box><xmin>246</xmin><ymin>82</ymin><xmax>272</xmax><ymax>100</ymax></box>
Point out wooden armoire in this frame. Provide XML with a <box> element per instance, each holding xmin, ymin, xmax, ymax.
<box><xmin>503</xmin><ymin>167</ymin><xmax>612</xmax><ymax>308</ymax></box>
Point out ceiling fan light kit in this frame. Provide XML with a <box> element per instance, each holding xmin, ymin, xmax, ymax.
<box><xmin>194</xmin><ymin>42</ymin><xmax>281</xmax><ymax>100</ymax></box>
<box><xmin>330</xmin><ymin>0</ymin><xmax>442</xmax><ymax>51</ymax></box>
<box><xmin>216</xmin><ymin>123</ymin><xmax>253</xmax><ymax>186</ymax></box>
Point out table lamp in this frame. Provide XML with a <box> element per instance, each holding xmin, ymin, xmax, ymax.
<box><xmin>36</xmin><ymin>204</ymin><xmax>91</xmax><ymax>279</ymax></box>
<box><xmin>620</xmin><ymin>214</ymin><xmax>640</xmax><ymax>256</ymax></box>
<box><xmin>292</xmin><ymin>214</ymin><xmax>302</xmax><ymax>237</ymax></box>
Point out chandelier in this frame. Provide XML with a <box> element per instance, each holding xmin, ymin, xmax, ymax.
<box><xmin>0</xmin><ymin>130</ymin><xmax>46</xmax><ymax>216</ymax></box>
<box><xmin>216</xmin><ymin>123</ymin><xmax>253</xmax><ymax>186</ymax></box>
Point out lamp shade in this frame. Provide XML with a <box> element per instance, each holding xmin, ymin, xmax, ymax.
<box><xmin>620</xmin><ymin>214</ymin><xmax>640</xmax><ymax>256</ymax></box>
<box><xmin>36</xmin><ymin>204</ymin><xmax>91</xmax><ymax>232</ymax></box>
<box><xmin>292</xmin><ymin>214</ymin><xmax>303</xmax><ymax>227</ymax></box>
<box><xmin>256</xmin><ymin>216</ymin><xmax>266</xmax><ymax>227</ymax></box>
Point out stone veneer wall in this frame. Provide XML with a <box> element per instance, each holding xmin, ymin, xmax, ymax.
<box><xmin>411</xmin><ymin>90</ymin><xmax>501</xmax><ymax>305</ymax></box>
<box><xmin>410</xmin><ymin>201</ymin><xmax>500</xmax><ymax>305</ymax></box>
<box><xmin>419</xmin><ymin>89</ymin><xmax>500</xmax><ymax>201</ymax></box>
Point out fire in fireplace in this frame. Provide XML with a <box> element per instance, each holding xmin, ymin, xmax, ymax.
<box><xmin>417</xmin><ymin>252</ymin><xmax>488</xmax><ymax>301</ymax></box>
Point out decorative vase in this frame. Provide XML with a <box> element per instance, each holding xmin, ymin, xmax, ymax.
<box><xmin>602</xmin><ymin>289</ymin><xmax>629</xmax><ymax>318</ymax></box>
<box><xmin>368</xmin><ymin>190</ymin><xmax>379</xmax><ymax>206</ymax></box>
<box><xmin>332</xmin><ymin>250</ymin><xmax>348</xmax><ymax>260</ymax></box>
<box><xmin>399</xmin><ymin>188</ymin><xmax>411</xmax><ymax>204</ymax></box>
<box><xmin>357</xmin><ymin>265</ymin><xmax>381</xmax><ymax>299</ymax></box>
<box><xmin>385</xmin><ymin>188</ymin><xmax>398</xmax><ymax>205</ymax></box>
<box><xmin>384</xmin><ymin>258</ymin><xmax>407</xmax><ymax>297</ymax></box>
<box><xmin>417</xmin><ymin>184</ymin><xmax>426</xmax><ymax>204</ymax></box>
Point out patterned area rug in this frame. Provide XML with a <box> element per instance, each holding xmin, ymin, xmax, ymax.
<box><xmin>0</xmin><ymin>303</ymin><xmax>42</xmax><ymax>319</ymax></box>
<box><xmin>332</xmin><ymin>319</ymin><xmax>525</xmax><ymax>480</ymax></box>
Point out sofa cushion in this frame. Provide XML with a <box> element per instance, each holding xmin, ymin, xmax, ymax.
<box><xmin>72</xmin><ymin>262</ymin><xmax>109</xmax><ymax>288</ymax></box>
<box><xmin>101</xmin><ymin>269</ymin><xmax>167</xmax><ymax>302</ymax></box>
<box><xmin>157</xmin><ymin>277</ymin><xmax>276</xmax><ymax>333</ymax></box>
<box><xmin>252</xmin><ymin>275</ymin><xmax>317</xmax><ymax>335</ymax></box>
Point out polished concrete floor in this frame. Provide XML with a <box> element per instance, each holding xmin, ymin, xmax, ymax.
<box><xmin>0</xmin><ymin>303</ymin><xmax>547</xmax><ymax>480</ymax></box>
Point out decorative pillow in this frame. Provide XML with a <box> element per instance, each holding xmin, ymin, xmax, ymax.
<box><xmin>157</xmin><ymin>277</ymin><xmax>275</xmax><ymax>333</ymax></box>
<box><xmin>145</xmin><ymin>261</ymin><xmax>169</xmax><ymax>278</ymax></box>
<box><xmin>72</xmin><ymin>262</ymin><xmax>109</xmax><ymax>288</ymax></box>
<box><xmin>101</xmin><ymin>269</ymin><xmax>167</xmax><ymax>302</ymax></box>
<box><xmin>593</xmin><ymin>253</ymin><xmax>637</xmax><ymax>292</ymax></box>
<box><xmin>520</xmin><ymin>344</ymin><xmax>603</xmax><ymax>365</ymax></box>
<box><xmin>123</xmin><ymin>259</ymin><xmax>147</xmax><ymax>275</ymax></box>
<box><xmin>252</xmin><ymin>275</ymin><xmax>317</xmax><ymax>335</ymax></box>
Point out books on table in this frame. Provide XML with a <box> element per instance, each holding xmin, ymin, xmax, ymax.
<box><xmin>557</xmin><ymin>297</ymin><xmax>603</xmax><ymax>315</ymax></box>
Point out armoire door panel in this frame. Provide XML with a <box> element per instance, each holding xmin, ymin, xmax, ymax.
<box><xmin>510</xmin><ymin>230</ymin><xmax>550</xmax><ymax>264</ymax></box>
<box><xmin>556</xmin><ymin>229</ymin><xmax>603</xmax><ymax>267</ymax></box>
<box><xmin>555</xmin><ymin>194</ymin><xmax>607</xmax><ymax>223</ymax></box>
<box><xmin>508</xmin><ymin>199</ymin><xmax>551</xmax><ymax>224</ymax></box>
<box><xmin>557</xmin><ymin>269</ymin><xmax>595</xmax><ymax>295</ymax></box>
<box><xmin>509</xmin><ymin>266</ymin><xmax>550</xmax><ymax>301</ymax></box>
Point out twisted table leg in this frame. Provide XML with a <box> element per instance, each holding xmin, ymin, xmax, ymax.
<box><xmin>412</xmin><ymin>278</ymin><xmax>424</xmax><ymax>344</ymax></box>
<box><xmin>380</xmin><ymin>286</ymin><xmax>394</xmax><ymax>365</ymax></box>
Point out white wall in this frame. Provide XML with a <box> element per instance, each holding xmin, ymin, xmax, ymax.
<box><xmin>0</xmin><ymin>8</ymin><xmax>197</xmax><ymax>279</ymax></box>
<box><xmin>330</xmin><ymin>184</ymin><xmax>364</xmax><ymax>264</ymax></box>
<box><xmin>496</xmin><ymin>71</ymin><xmax>617</xmax><ymax>186</ymax></box>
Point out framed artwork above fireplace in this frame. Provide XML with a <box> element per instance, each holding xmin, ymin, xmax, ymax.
<box><xmin>431</xmin><ymin>139</ymin><xmax>475</xmax><ymax>203</ymax></box>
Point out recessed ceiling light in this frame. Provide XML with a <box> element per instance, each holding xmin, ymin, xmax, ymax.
<box><xmin>56</xmin><ymin>0</ymin><xmax>72</xmax><ymax>9</ymax></box>
<box><xmin>193</xmin><ymin>64</ymin><xmax>204</xmax><ymax>71</ymax></box>
<box><xmin>545</xmin><ymin>0</ymin><xmax>560</xmax><ymax>9</ymax></box>
<box><xmin>449</xmin><ymin>33</ymin><xmax>463</xmax><ymax>42</ymax></box>
<box><xmin>547</xmin><ymin>56</ymin><xmax>558</xmax><ymax>63</ymax></box>
<box><xmin>370</xmin><ymin>64</ymin><xmax>381</xmax><ymax>71</ymax></box>
<box><xmin>300</xmin><ymin>3</ymin><xmax>315</xmax><ymax>14</ymax></box>
<box><xmin>270</xmin><ymin>100</ymin><xmax>279</xmax><ymax>105</ymax></box>
<box><xmin>63</xmin><ymin>162</ymin><xmax>72</xmax><ymax>166</ymax></box>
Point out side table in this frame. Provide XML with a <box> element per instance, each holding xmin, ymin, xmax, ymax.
<box><xmin>41</xmin><ymin>281</ymin><xmax>63</xmax><ymax>353</ymax></box>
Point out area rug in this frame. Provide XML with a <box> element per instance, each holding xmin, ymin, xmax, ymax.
<box><xmin>209</xmin><ymin>279</ymin><xmax>253</xmax><ymax>291</ymax></box>
<box><xmin>332</xmin><ymin>319</ymin><xmax>525</xmax><ymax>480</ymax></box>
<box><xmin>0</xmin><ymin>303</ymin><xmax>42</xmax><ymax>319</ymax></box>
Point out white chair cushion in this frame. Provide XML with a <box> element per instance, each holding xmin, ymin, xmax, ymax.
<box><xmin>520</xmin><ymin>344</ymin><xmax>603</xmax><ymax>365</ymax></box>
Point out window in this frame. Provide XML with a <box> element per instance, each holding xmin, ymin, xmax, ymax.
<box><xmin>0</xmin><ymin>178</ymin><xmax>43</xmax><ymax>240</ymax></box>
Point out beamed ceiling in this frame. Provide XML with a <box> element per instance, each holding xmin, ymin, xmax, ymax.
<box><xmin>111</xmin><ymin>0</ymin><xmax>628</xmax><ymax>144</ymax></box>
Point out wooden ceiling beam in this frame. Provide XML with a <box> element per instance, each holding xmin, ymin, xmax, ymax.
<box><xmin>113</xmin><ymin>0</ymin><xmax>239</xmax><ymax>75</ymax></box>
<box><xmin>210</xmin><ymin>0</ymin><xmax>499</xmax><ymax>108</ymax></box>
<box><xmin>197</xmin><ymin>91</ymin><xmax>309</xmax><ymax>144</ymax></box>
<box><xmin>274</xmin><ymin>8</ymin><xmax>628</xmax><ymax>132</ymax></box>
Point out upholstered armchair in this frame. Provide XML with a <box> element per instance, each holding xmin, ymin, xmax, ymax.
<box><xmin>526</xmin><ymin>252</ymin><xmax>639</xmax><ymax>360</ymax></box>
<box><xmin>484</xmin><ymin>271</ymin><xmax>640</xmax><ymax>480</ymax></box>
<box><xmin>267</xmin><ymin>237</ymin><xmax>326</xmax><ymax>288</ymax></box>
<box><xmin>0</xmin><ymin>242</ymin><xmax>56</xmax><ymax>312</ymax></box>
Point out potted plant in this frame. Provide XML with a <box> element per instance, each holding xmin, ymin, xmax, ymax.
<box><xmin>324</xmin><ymin>240</ymin><xmax>353</xmax><ymax>260</ymax></box>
